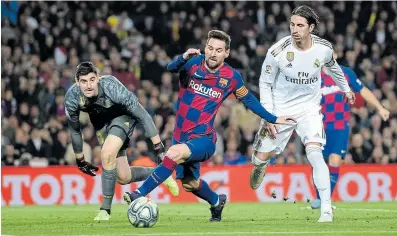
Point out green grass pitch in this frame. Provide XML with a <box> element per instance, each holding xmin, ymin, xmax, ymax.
<box><xmin>2</xmin><ymin>202</ymin><xmax>397</xmax><ymax>236</ymax></box>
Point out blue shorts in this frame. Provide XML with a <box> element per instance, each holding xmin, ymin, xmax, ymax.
<box><xmin>323</xmin><ymin>128</ymin><xmax>350</xmax><ymax>159</ymax></box>
<box><xmin>173</xmin><ymin>136</ymin><xmax>216</xmax><ymax>180</ymax></box>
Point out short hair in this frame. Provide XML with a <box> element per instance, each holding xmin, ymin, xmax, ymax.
<box><xmin>75</xmin><ymin>61</ymin><xmax>98</xmax><ymax>80</ymax></box>
<box><xmin>292</xmin><ymin>5</ymin><xmax>320</xmax><ymax>32</ymax></box>
<box><xmin>207</xmin><ymin>30</ymin><xmax>231</xmax><ymax>50</ymax></box>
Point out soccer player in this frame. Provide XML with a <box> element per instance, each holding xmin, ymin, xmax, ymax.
<box><xmin>64</xmin><ymin>62</ymin><xmax>179</xmax><ymax>221</ymax></box>
<box><xmin>310</xmin><ymin>56</ymin><xmax>390</xmax><ymax>209</ymax></box>
<box><xmin>249</xmin><ymin>5</ymin><xmax>355</xmax><ymax>222</ymax></box>
<box><xmin>123</xmin><ymin>30</ymin><xmax>295</xmax><ymax>222</ymax></box>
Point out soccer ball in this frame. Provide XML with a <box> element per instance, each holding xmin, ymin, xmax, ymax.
<box><xmin>127</xmin><ymin>197</ymin><xmax>159</xmax><ymax>228</ymax></box>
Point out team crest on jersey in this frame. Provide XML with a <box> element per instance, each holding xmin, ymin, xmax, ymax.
<box><xmin>286</xmin><ymin>52</ymin><xmax>294</xmax><ymax>62</ymax></box>
<box><xmin>218</xmin><ymin>78</ymin><xmax>229</xmax><ymax>88</ymax></box>
<box><xmin>265</xmin><ymin>65</ymin><xmax>272</xmax><ymax>74</ymax></box>
<box><xmin>78</xmin><ymin>96</ymin><xmax>86</xmax><ymax>108</ymax></box>
<box><xmin>104</xmin><ymin>99</ymin><xmax>113</xmax><ymax>108</ymax></box>
<box><xmin>314</xmin><ymin>59</ymin><xmax>320</xmax><ymax>68</ymax></box>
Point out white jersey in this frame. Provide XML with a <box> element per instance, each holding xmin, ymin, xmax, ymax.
<box><xmin>259</xmin><ymin>35</ymin><xmax>351</xmax><ymax>116</ymax></box>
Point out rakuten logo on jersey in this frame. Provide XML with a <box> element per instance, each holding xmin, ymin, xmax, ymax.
<box><xmin>189</xmin><ymin>80</ymin><xmax>222</xmax><ymax>98</ymax></box>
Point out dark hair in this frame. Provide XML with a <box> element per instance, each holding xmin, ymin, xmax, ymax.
<box><xmin>207</xmin><ymin>30</ymin><xmax>231</xmax><ymax>50</ymax></box>
<box><xmin>292</xmin><ymin>5</ymin><xmax>320</xmax><ymax>32</ymax></box>
<box><xmin>75</xmin><ymin>61</ymin><xmax>98</xmax><ymax>80</ymax></box>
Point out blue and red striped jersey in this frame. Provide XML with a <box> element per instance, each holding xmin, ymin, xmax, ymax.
<box><xmin>321</xmin><ymin>65</ymin><xmax>364</xmax><ymax>130</ymax></box>
<box><xmin>169</xmin><ymin>55</ymin><xmax>251</xmax><ymax>143</ymax></box>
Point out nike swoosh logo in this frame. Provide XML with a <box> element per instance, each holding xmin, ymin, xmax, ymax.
<box><xmin>194</xmin><ymin>72</ymin><xmax>203</xmax><ymax>78</ymax></box>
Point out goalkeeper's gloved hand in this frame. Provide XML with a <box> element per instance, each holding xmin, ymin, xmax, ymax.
<box><xmin>76</xmin><ymin>156</ymin><xmax>99</xmax><ymax>176</ymax></box>
<box><xmin>154</xmin><ymin>142</ymin><xmax>166</xmax><ymax>165</ymax></box>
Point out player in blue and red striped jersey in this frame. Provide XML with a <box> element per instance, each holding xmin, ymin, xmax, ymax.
<box><xmin>311</xmin><ymin>54</ymin><xmax>390</xmax><ymax>209</ymax></box>
<box><xmin>123</xmin><ymin>30</ymin><xmax>296</xmax><ymax>221</ymax></box>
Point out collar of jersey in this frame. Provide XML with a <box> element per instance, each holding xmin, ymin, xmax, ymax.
<box><xmin>291</xmin><ymin>34</ymin><xmax>315</xmax><ymax>53</ymax></box>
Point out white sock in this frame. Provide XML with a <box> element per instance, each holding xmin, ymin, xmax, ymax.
<box><xmin>251</xmin><ymin>153</ymin><xmax>268</xmax><ymax>167</ymax></box>
<box><xmin>306</xmin><ymin>145</ymin><xmax>331</xmax><ymax>207</ymax></box>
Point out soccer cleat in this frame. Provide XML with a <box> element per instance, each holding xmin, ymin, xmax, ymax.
<box><xmin>162</xmin><ymin>176</ymin><xmax>180</xmax><ymax>196</ymax></box>
<box><xmin>209</xmin><ymin>194</ymin><xmax>227</xmax><ymax>222</ymax></box>
<box><xmin>123</xmin><ymin>191</ymin><xmax>143</xmax><ymax>205</ymax></box>
<box><xmin>311</xmin><ymin>199</ymin><xmax>336</xmax><ymax>210</ymax></box>
<box><xmin>311</xmin><ymin>199</ymin><xmax>321</xmax><ymax>209</ymax></box>
<box><xmin>249</xmin><ymin>162</ymin><xmax>269</xmax><ymax>190</ymax></box>
<box><xmin>318</xmin><ymin>209</ymin><xmax>333</xmax><ymax>223</ymax></box>
<box><xmin>94</xmin><ymin>209</ymin><xmax>111</xmax><ymax>221</ymax></box>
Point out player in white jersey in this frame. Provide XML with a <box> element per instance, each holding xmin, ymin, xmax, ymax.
<box><xmin>250</xmin><ymin>5</ymin><xmax>355</xmax><ymax>223</ymax></box>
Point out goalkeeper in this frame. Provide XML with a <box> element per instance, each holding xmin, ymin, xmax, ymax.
<box><xmin>64</xmin><ymin>62</ymin><xmax>179</xmax><ymax>221</ymax></box>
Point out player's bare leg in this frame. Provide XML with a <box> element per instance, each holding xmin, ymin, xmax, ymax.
<box><xmin>116</xmin><ymin>157</ymin><xmax>179</xmax><ymax>196</ymax></box>
<box><xmin>116</xmin><ymin>157</ymin><xmax>153</xmax><ymax>184</ymax></box>
<box><xmin>94</xmin><ymin>135</ymin><xmax>124</xmax><ymax>221</ymax></box>
<box><xmin>123</xmin><ymin>144</ymin><xmax>191</xmax><ymax>204</ymax></box>
<box><xmin>305</xmin><ymin>142</ymin><xmax>333</xmax><ymax>222</ymax></box>
<box><xmin>250</xmin><ymin>151</ymin><xmax>274</xmax><ymax>189</ymax></box>
<box><xmin>311</xmin><ymin>153</ymin><xmax>340</xmax><ymax>210</ymax></box>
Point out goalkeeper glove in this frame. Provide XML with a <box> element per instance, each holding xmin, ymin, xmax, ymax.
<box><xmin>76</xmin><ymin>156</ymin><xmax>99</xmax><ymax>176</ymax></box>
<box><xmin>154</xmin><ymin>142</ymin><xmax>166</xmax><ymax>164</ymax></box>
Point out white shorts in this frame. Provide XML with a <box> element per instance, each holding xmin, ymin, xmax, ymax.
<box><xmin>253</xmin><ymin>110</ymin><xmax>326</xmax><ymax>155</ymax></box>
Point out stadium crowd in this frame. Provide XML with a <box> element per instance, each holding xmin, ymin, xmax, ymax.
<box><xmin>1</xmin><ymin>1</ymin><xmax>396</xmax><ymax>167</ymax></box>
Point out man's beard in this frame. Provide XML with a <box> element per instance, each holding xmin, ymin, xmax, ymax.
<box><xmin>205</xmin><ymin>59</ymin><xmax>221</xmax><ymax>70</ymax></box>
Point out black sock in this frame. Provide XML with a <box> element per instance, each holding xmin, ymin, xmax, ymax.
<box><xmin>101</xmin><ymin>168</ymin><xmax>117</xmax><ymax>211</ymax></box>
<box><xmin>129</xmin><ymin>166</ymin><xmax>154</xmax><ymax>183</ymax></box>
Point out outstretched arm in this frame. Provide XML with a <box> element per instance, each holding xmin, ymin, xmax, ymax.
<box><xmin>233</xmin><ymin>73</ymin><xmax>295</xmax><ymax>125</ymax></box>
<box><xmin>324</xmin><ymin>50</ymin><xmax>351</xmax><ymax>93</ymax></box>
<box><xmin>64</xmin><ymin>92</ymin><xmax>83</xmax><ymax>159</ymax></box>
<box><xmin>342</xmin><ymin>66</ymin><xmax>389</xmax><ymax>120</ymax></box>
<box><xmin>259</xmin><ymin>51</ymin><xmax>279</xmax><ymax>114</ymax></box>
<box><xmin>238</xmin><ymin>89</ymin><xmax>277</xmax><ymax>123</ymax></box>
<box><xmin>324</xmin><ymin>48</ymin><xmax>356</xmax><ymax>104</ymax></box>
<box><xmin>167</xmin><ymin>55</ymin><xmax>188</xmax><ymax>73</ymax></box>
<box><xmin>167</xmin><ymin>48</ymin><xmax>201</xmax><ymax>72</ymax></box>
<box><xmin>360</xmin><ymin>87</ymin><xmax>390</xmax><ymax>121</ymax></box>
<box><xmin>64</xmin><ymin>91</ymin><xmax>98</xmax><ymax>176</ymax></box>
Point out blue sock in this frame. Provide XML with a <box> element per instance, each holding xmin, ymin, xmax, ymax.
<box><xmin>192</xmin><ymin>179</ymin><xmax>219</xmax><ymax>206</ymax></box>
<box><xmin>137</xmin><ymin>157</ymin><xmax>177</xmax><ymax>196</ymax></box>
<box><xmin>329</xmin><ymin>165</ymin><xmax>340</xmax><ymax>197</ymax></box>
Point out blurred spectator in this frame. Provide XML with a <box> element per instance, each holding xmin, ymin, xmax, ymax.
<box><xmin>52</xmin><ymin>130</ymin><xmax>69</xmax><ymax>165</ymax></box>
<box><xmin>223</xmin><ymin>138</ymin><xmax>248</xmax><ymax>165</ymax></box>
<box><xmin>349</xmin><ymin>134</ymin><xmax>372</xmax><ymax>163</ymax></box>
<box><xmin>26</xmin><ymin>127</ymin><xmax>52</xmax><ymax>160</ymax></box>
<box><xmin>2</xmin><ymin>145</ymin><xmax>18</xmax><ymax>166</ymax></box>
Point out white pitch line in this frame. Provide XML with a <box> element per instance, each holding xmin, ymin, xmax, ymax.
<box><xmin>300</xmin><ymin>206</ymin><xmax>397</xmax><ymax>212</ymax></box>
<box><xmin>72</xmin><ymin>231</ymin><xmax>397</xmax><ymax>236</ymax></box>
<box><xmin>337</xmin><ymin>208</ymin><xmax>397</xmax><ymax>213</ymax></box>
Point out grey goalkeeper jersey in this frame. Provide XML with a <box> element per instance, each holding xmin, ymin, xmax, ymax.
<box><xmin>64</xmin><ymin>75</ymin><xmax>157</xmax><ymax>154</ymax></box>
